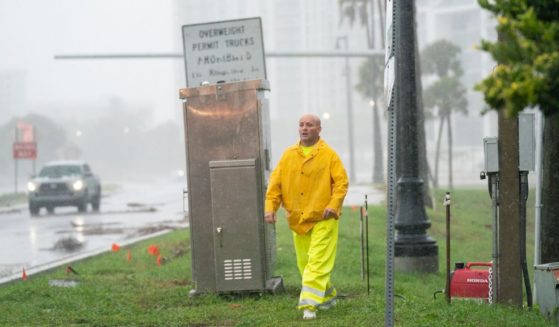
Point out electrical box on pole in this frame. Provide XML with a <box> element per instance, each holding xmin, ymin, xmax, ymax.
<box><xmin>483</xmin><ymin>137</ymin><xmax>499</xmax><ymax>174</ymax></box>
<box><xmin>518</xmin><ymin>113</ymin><xmax>535</xmax><ymax>172</ymax></box>
<box><xmin>482</xmin><ymin>112</ymin><xmax>535</xmax><ymax>306</ymax></box>
<box><xmin>483</xmin><ymin>113</ymin><xmax>536</xmax><ymax>174</ymax></box>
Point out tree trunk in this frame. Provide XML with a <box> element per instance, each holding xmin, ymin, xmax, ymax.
<box><xmin>541</xmin><ymin>112</ymin><xmax>559</xmax><ymax>263</ymax></box>
<box><xmin>447</xmin><ymin>113</ymin><xmax>453</xmax><ymax>190</ymax></box>
<box><xmin>434</xmin><ymin>115</ymin><xmax>445</xmax><ymax>189</ymax></box>
<box><xmin>376</xmin><ymin>0</ymin><xmax>385</xmax><ymax>46</ymax></box>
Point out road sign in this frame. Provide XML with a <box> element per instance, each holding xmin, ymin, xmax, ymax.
<box><xmin>13</xmin><ymin>142</ymin><xmax>37</xmax><ymax>159</ymax></box>
<box><xmin>384</xmin><ymin>0</ymin><xmax>395</xmax><ymax>108</ymax></box>
<box><xmin>16</xmin><ymin>121</ymin><xmax>35</xmax><ymax>142</ymax></box>
<box><xmin>182</xmin><ymin>17</ymin><xmax>267</xmax><ymax>87</ymax></box>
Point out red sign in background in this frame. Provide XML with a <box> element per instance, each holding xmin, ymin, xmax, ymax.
<box><xmin>13</xmin><ymin>142</ymin><xmax>37</xmax><ymax>159</ymax></box>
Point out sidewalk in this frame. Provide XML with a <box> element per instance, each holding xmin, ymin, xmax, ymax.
<box><xmin>344</xmin><ymin>183</ymin><xmax>385</xmax><ymax>207</ymax></box>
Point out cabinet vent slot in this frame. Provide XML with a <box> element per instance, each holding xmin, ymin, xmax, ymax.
<box><xmin>223</xmin><ymin>258</ymin><xmax>253</xmax><ymax>280</ymax></box>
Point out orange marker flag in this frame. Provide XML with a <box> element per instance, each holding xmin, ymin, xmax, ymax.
<box><xmin>361</xmin><ymin>206</ymin><xmax>367</xmax><ymax>217</ymax></box>
<box><xmin>156</xmin><ymin>254</ymin><xmax>162</xmax><ymax>266</ymax></box>
<box><xmin>147</xmin><ymin>244</ymin><xmax>160</xmax><ymax>256</ymax></box>
<box><xmin>22</xmin><ymin>268</ymin><xmax>27</xmax><ymax>281</ymax></box>
<box><xmin>127</xmin><ymin>250</ymin><xmax>132</xmax><ymax>262</ymax></box>
<box><xmin>112</xmin><ymin>243</ymin><xmax>120</xmax><ymax>252</ymax></box>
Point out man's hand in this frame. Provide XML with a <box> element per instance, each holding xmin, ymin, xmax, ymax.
<box><xmin>264</xmin><ymin>211</ymin><xmax>277</xmax><ymax>224</ymax></box>
<box><xmin>322</xmin><ymin>208</ymin><xmax>338</xmax><ymax>219</ymax></box>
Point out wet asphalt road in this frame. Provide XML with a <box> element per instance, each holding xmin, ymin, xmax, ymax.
<box><xmin>0</xmin><ymin>178</ymin><xmax>188</xmax><ymax>282</ymax></box>
<box><xmin>0</xmin><ymin>178</ymin><xmax>383</xmax><ymax>283</ymax></box>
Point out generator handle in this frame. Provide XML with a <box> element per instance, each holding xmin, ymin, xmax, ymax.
<box><xmin>465</xmin><ymin>262</ymin><xmax>492</xmax><ymax>269</ymax></box>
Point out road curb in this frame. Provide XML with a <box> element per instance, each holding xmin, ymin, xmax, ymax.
<box><xmin>0</xmin><ymin>229</ymin><xmax>176</xmax><ymax>286</ymax></box>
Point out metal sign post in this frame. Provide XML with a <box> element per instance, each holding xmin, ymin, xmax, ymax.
<box><xmin>384</xmin><ymin>0</ymin><xmax>396</xmax><ymax>325</ymax></box>
<box><xmin>13</xmin><ymin>122</ymin><xmax>37</xmax><ymax>193</ymax></box>
<box><xmin>14</xmin><ymin>127</ymin><xmax>18</xmax><ymax>194</ymax></box>
<box><xmin>444</xmin><ymin>192</ymin><xmax>451</xmax><ymax>304</ymax></box>
<box><xmin>384</xmin><ymin>0</ymin><xmax>396</xmax><ymax>326</ymax></box>
<box><xmin>182</xmin><ymin>17</ymin><xmax>267</xmax><ymax>87</ymax></box>
<box><xmin>365</xmin><ymin>194</ymin><xmax>370</xmax><ymax>295</ymax></box>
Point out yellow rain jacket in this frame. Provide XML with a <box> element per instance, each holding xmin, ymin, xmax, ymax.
<box><xmin>265</xmin><ymin>139</ymin><xmax>349</xmax><ymax>235</ymax></box>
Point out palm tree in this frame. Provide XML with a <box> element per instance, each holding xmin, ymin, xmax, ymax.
<box><xmin>420</xmin><ymin>40</ymin><xmax>468</xmax><ymax>190</ymax></box>
<box><xmin>339</xmin><ymin>0</ymin><xmax>434</xmax><ymax>207</ymax></box>
<box><xmin>338</xmin><ymin>0</ymin><xmax>385</xmax><ymax>184</ymax></box>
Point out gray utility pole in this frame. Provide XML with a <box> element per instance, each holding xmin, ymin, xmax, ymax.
<box><xmin>54</xmin><ymin>50</ymin><xmax>383</xmax><ymax>60</ymax></box>
<box><xmin>368</xmin><ymin>0</ymin><xmax>386</xmax><ymax>185</ymax></box>
<box><xmin>393</xmin><ymin>0</ymin><xmax>438</xmax><ymax>273</ymax></box>
<box><xmin>336</xmin><ymin>36</ymin><xmax>356</xmax><ymax>183</ymax></box>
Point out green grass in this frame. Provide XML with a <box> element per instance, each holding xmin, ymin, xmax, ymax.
<box><xmin>0</xmin><ymin>188</ymin><xmax>553</xmax><ymax>326</ymax></box>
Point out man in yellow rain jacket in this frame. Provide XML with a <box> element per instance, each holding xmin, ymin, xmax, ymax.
<box><xmin>265</xmin><ymin>114</ymin><xmax>348</xmax><ymax>320</ymax></box>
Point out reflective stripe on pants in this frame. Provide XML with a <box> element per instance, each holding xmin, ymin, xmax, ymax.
<box><xmin>293</xmin><ymin>218</ymin><xmax>338</xmax><ymax>311</ymax></box>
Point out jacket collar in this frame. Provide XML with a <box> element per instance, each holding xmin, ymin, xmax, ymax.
<box><xmin>292</xmin><ymin>138</ymin><xmax>324</xmax><ymax>156</ymax></box>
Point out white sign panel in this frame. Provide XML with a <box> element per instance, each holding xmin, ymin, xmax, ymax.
<box><xmin>384</xmin><ymin>0</ymin><xmax>395</xmax><ymax>107</ymax></box>
<box><xmin>182</xmin><ymin>17</ymin><xmax>267</xmax><ymax>87</ymax></box>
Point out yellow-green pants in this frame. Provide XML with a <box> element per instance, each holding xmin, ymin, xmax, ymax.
<box><xmin>293</xmin><ymin>218</ymin><xmax>338</xmax><ymax>311</ymax></box>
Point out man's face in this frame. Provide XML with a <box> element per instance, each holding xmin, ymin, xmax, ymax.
<box><xmin>298</xmin><ymin>115</ymin><xmax>321</xmax><ymax>146</ymax></box>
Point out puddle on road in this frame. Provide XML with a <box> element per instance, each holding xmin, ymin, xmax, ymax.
<box><xmin>52</xmin><ymin>236</ymin><xmax>84</xmax><ymax>252</ymax></box>
<box><xmin>125</xmin><ymin>202</ymin><xmax>158</xmax><ymax>212</ymax></box>
<box><xmin>71</xmin><ymin>220</ymin><xmax>120</xmax><ymax>228</ymax></box>
<box><xmin>81</xmin><ymin>227</ymin><xmax>124</xmax><ymax>235</ymax></box>
<box><xmin>57</xmin><ymin>221</ymin><xmax>125</xmax><ymax>236</ymax></box>
<box><xmin>0</xmin><ymin>208</ymin><xmax>22</xmax><ymax>215</ymax></box>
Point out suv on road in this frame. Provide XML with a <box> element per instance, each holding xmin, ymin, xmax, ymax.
<box><xmin>27</xmin><ymin>160</ymin><xmax>102</xmax><ymax>215</ymax></box>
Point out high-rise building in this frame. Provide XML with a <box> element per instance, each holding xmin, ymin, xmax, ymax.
<box><xmin>416</xmin><ymin>0</ymin><xmax>499</xmax><ymax>184</ymax></box>
<box><xmin>0</xmin><ymin>70</ymin><xmax>26</xmax><ymax>125</ymax></box>
<box><xmin>173</xmin><ymin>0</ymin><xmax>372</xmax><ymax>178</ymax></box>
<box><xmin>174</xmin><ymin>0</ymin><xmax>500</xmax><ymax>184</ymax></box>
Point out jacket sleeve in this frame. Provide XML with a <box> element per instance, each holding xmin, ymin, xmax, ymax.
<box><xmin>265</xmin><ymin>157</ymin><xmax>283</xmax><ymax>213</ymax></box>
<box><xmin>327</xmin><ymin>153</ymin><xmax>349</xmax><ymax>213</ymax></box>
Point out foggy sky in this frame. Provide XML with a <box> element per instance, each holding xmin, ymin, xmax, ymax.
<box><xmin>0</xmin><ymin>0</ymin><xmax>181</xmax><ymax>126</ymax></box>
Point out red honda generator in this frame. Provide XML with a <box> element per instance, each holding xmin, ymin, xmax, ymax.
<box><xmin>450</xmin><ymin>262</ymin><xmax>492</xmax><ymax>301</ymax></box>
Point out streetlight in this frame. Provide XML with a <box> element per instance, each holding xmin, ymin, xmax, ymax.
<box><xmin>393</xmin><ymin>0</ymin><xmax>438</xmax><ymax>273</ymax></box>
<box><xmin>336</xmin><ymin>35</ymin><xmax>356</xmax><ymax>183</ymax></box>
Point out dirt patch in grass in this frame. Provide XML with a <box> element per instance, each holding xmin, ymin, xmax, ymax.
<box><xmin>170</xmin><ymin>241</ymin><xmax>190</xmax><ymax>258</ymax></box>
<box><xmin>160</xmin><ymin>279</ymin><xmax>191</xmax><ymax>287</ymax></box>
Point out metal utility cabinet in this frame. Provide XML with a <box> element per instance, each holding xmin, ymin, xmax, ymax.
<box><xmin>534</xmin><ymin>262</ymin><xmax>559</xmax><ymax>324</ymax></box>
<box><xmin>179</xmin><ymin>79</ymin><xmax>278</xmax><ymax>295</ymax></box>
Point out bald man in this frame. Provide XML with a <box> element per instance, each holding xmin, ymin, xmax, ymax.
<box><xmin>265</xmin><ymin>114</ymin><xmax>349</xmax><ymax>320</ymax></box>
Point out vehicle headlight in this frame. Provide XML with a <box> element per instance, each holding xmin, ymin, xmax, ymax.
<box><xmin>72</xmin><ymin>180</ymin><xmax>84</xmax><ymax>191</ymax></box>
<box><xmin>27</xmin><ymin>182</ymin><xmax>37</xmax><ymax>192</ymax></box>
